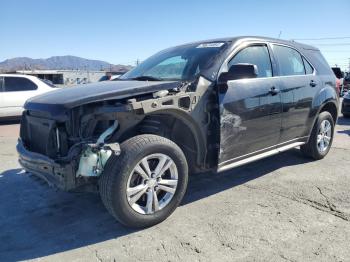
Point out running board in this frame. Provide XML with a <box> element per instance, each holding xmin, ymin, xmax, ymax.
<box><xmin>217</xmin><ymin>142</ymin><xmax>305</xmax><ymax>173</ymax></box>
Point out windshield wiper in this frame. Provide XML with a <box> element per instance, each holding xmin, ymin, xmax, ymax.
<box><xmin>130</xmin><ymin>76</ymin><xmax>163</xmax><ymax>81</ymax></box>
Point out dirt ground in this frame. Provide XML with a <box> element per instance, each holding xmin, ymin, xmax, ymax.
<box><xmin>0</xmin><ymin>112</ymin><xmax>350</xmax><ymax>262</ymax></box>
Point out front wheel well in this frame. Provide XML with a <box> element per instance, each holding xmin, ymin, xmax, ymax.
<box><xmin>117</xmin><ymin>114</ymin><xmax>203</xmax><ymax>173</ymax></box>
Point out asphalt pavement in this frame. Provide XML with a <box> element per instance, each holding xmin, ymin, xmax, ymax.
<box><xmin>0</xmin><ymin>114</ymin><xmax>349</xmax><ymax>262</ymax></box>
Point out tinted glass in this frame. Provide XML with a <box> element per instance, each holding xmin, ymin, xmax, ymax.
<box><xmin>121</xmin><ymin>42</ymin><xmax>229</xmax><ymax>81</ymax></box>
<box><xmin>332</xmin><ymin>67</ymin><xmax>343</xmax><ymax>79</ymax></box>
<box><xmin>228</xmin><ymin>45</ymin><xmax>273</xmax><ymax>78</ymax></box>
<box><xmin>4</xmin><ymin>77</ymin><xmax>37</xmax><ymax>92</ymax></box>
<box><xmin>145</xmin><ymin>56</ymin><xmax>187</xmax><ymax>80</ymax></box>
<box><xmin>273</xmin><ymin>45</ymin><xmax>305</xmax><ymax>76</ymax></box>
<box><xmin>0</xmin><ymin>77</ymin><xmax>3</xmax><ymax>92</ymax></box>
<box><xmin>304</xmin><ymin>50</ymin><xmax>333</xmax><ymax>75</ymax></box>
<box><xmin>303</xmin><ymin>58</ymin><xmax>314</xmax><ymax>75</ymax></box>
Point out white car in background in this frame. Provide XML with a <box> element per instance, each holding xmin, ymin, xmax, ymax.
<box><xmin>0</xmin><ymin>74</ymin><xmax>57</xmax><ymax>118</ymax></box>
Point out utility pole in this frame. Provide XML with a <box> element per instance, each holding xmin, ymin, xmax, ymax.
<box><xmin>278</xmin><ymin>31</ymin><xmax>282</xmax><ymax>39</ymax></box>
<box><xmin>135</xmin><ymin>59</ymin><xmax>140</xmax><ymax>66</ymax></box>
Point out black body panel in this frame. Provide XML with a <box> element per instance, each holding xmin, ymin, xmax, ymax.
<box><xmin>25</xmin><ymin>80</ymin><xmax>181</xmax><ymax>118</ymax></box>
<box><xmin>218</xmin><ymin>77</ymin><xmax>282</xmax><ymax>164</ymax></box>
<box><xmin>278</xmin><ymin>75</ymin><xmax>319</xmax><ymax>142</ymax></box>
<box><xmin>216</xmin><ymin>37</ymin><xmax>338</xmax><ymax>169</ymax></box>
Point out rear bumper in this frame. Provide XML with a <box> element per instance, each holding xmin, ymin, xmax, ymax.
<box><xmin>17</xmin><ymin>139</ymin><xmax>76</xmax><ymax>191</ymax></box>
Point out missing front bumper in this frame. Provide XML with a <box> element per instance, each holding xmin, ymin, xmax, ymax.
<box><xmin>17</xmin><ymin>139</ymin><xmax>77</xmax><ymax>191</ymax></box>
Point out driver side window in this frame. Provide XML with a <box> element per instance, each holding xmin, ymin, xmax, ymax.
<box><xmin>228</xmin><ymin>45</ymin><xmax>273</xmax><ymax>78</ymax></box>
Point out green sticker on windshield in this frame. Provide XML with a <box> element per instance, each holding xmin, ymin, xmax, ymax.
<box><xmin>196</xmin><ymin>43</ymin><xmax>225</xmax><ymax>48</ymax></box>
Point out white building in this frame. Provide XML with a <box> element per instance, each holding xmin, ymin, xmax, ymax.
<box><xmin>16</xmin><ymin>69</ymin><xmax>110</xmax><ymax>86</ymax></box>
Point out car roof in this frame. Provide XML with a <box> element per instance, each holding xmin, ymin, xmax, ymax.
<box><xmin>183</xmin><ymin>36</ymin><xmax>319</xmax><ymax>51</ymax></box>
<box><xmin>0</xmin><ymin>74</ymin><xmax>38</xmax><ymax>80</ymax></box>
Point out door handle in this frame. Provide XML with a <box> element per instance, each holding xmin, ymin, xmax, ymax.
<box><xmin>269</xmin><ymin>86</ymin><xmax>280</xmax><ymax>96</ymax></box>
<box><xmin>310</xmin><ymin>80</ymin><xmax>317</xmax><ymax>87</ymax></box>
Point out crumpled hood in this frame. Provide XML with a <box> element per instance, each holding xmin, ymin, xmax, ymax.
<box><xmin>24</xmin><ymin>80</ymin><xmax>180</xmax><ymax>118</ymax></box>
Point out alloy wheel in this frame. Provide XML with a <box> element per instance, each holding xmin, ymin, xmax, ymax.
<box><xmin>317</xmin><ymin>119</ymin><xmax>332</xmax><ymax>153</ymax></box>
<box><xmin>126</xmin><ymin>153</ymin><xmax>178</xmax><ymax>214</ymax></box>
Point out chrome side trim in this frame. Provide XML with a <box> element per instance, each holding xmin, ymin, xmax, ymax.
<box><xmin>219</xmin><ymin>137</ymin><xmax>308</xmax><ymax>166</ymax></box>
<box><xmin>217</xmin><ymin>142</ymin><xmax>305</xmax><ymax>173</ymax></box>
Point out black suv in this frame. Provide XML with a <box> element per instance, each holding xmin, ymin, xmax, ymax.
<box><xmin>17</xmin><ymin>36</ymin><xmax>339</xmax><ymax>227</ymax></box>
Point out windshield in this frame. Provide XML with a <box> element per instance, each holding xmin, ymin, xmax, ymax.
<box><xmin>121</xmin><ymin>42</ymin><xmax>229</xmax><ymax>81</ymax></box>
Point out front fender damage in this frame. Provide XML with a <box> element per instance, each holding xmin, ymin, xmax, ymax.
<box><xmin>66</xmin><ymin>77</ymin><xmax>216</xmax><ymax>189</ymax></box>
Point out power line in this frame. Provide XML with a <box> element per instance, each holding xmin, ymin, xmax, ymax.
<box><xmin>292</xmin><ymin>36</ymin><xmax>350</xmax><ymax>41</ymax></box>
<box><xmin>313</xmin><ymin>43</ymin><xmax>350</xmax><ymax>46</ymax></box>
<box><xmin>320</xmin><ymin>50</ymin><xmax>350</xmax><ymax>52</ymax></box>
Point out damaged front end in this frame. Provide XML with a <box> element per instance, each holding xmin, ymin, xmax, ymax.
<box><xmin>18</xmin><ymin>118</ymin><xmax>122</xmax><ymax>191</ymax></box>
<box><xmin>18</xmin><ymin>77</ymin><xmax>218</xmax><ymax>191</ymax></box>
<box><xmin>18</xmin><ymin>100</ymin><xmax>143</xmax><ymax>191</ymax></box>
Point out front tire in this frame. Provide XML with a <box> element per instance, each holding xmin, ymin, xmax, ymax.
<box><xmin>99</xmin><ymin>134</ymin><xmax>188</xmax><ymax>228</ymax></box>
<box><xmin>300</xmin><ymin>111</ymin><xmax>334</xmax><ymax>160</ymax></box>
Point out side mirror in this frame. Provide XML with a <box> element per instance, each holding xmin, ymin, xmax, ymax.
<box><xmin>218</xmin><ymin>63</ymin><xmax>258</xmax><ymax>84</ymax></box>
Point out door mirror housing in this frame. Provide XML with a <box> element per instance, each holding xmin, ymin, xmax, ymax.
<box><xmin>218</xmin><ymin>63</ymin><xmax>258</xmax><ymax>84</ymax></box>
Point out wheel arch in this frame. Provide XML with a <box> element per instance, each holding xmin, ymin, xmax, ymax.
<box><xmin>117</xmin><ymin>109</ymin><xmax>207</xmax><ymax>172</ymax></box>
<box><xmin>319</xmin><ymin>101</ymin><xmax>338</xmax><ymax>123</ymax></box>
<box><xmin>307</xmin><ymin>81</ymin><xmax>339</xmax><ymax>137</ymax></box>
<box><xmin>307</xmin><ymin>99</ymin><xmax>338</xmax><ymax>141</ymax></box>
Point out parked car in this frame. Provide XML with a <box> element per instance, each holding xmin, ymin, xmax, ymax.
<box><xmin>17</xmin><ymin>36</ymin><xmax>339</xmax><ymax>228</ymax></box>
<box><xmin>0</xmin><ymin>74</ymin><xmax>57</xmax><ymax>118</ymax></box>
<box><xmin>341</xmin><ymin>91</ymin><xmax>350</xmax><ymax>117</ymax></box>
<box><xmin>332</xmin><ymin>67</ymin><xmax>344</xmax><ymax>96</ymax></box>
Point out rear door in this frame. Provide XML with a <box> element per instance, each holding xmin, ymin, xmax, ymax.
<box><xmin>271</xmin><ymin>44</ymin><xmax>318</xmax><ymax>142</ymax></box>
<box><xmin>2</xmin><ymin>76</ymin><xmax>38</xmax><ymax>117</ymax></box>
<box><xmin>218</xmin><ymin>44</ymin><xmax>282</xmax><ymax>169</ymax></box>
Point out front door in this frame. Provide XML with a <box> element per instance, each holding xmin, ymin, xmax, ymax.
<box><xmin>218</xmin><ymin>44</ymin><xmax>282</xmax><ymax>169</ymax></box>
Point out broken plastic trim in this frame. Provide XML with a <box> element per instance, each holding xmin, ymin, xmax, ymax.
<box><xmin>76</xmin><ymin>120</ymin><xmax>121</xmax><ymax>177</ymax></box>
<box><xmin>97</xmin><ymin>120</ymin><xmax>119</xmax><ymax>145</ymax></box>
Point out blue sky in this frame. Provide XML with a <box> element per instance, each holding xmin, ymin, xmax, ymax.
<box><xmin>1</xmin><ymin>0</ymin><xmax>350</xmax><ymax>70</ymax></box>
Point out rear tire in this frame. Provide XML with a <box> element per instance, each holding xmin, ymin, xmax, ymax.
<box><xmin>300</xmin><ymin>111</ymin><xmax>334</xmax><ymax>160</ymax></box>
<box><xmin>99</xmin><ymin>134</ymin><xmax>188</xmax><ymax>228</ymax></box>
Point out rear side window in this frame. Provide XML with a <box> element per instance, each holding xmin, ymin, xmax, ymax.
<box><xmin>0</xmin><ymin>77</ymin><xmax>3</xmax><ymax>91</ymax></box>
<box><xmin>3</xmin><ymin>77</ymin><xmax>37</xmax><ymax>92</ymax></box>
<box><xmin>228</xmin><ymin>45</ymin><xmax>273</xmax><ymax>78</ymax></box>
<box><xmin>305</xmin><ymin>50</ymin><xmax>333</xmax><ymax>75</ymax></box>
<box><xmin>273</xmin><ymin>45</ymin><xmax>305</xmax><ymax>76</ymax></box>
<box><xmin>303</xmin><ymin>58</ymin><xmax>314</xmax><ymax>75</ymax></box>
